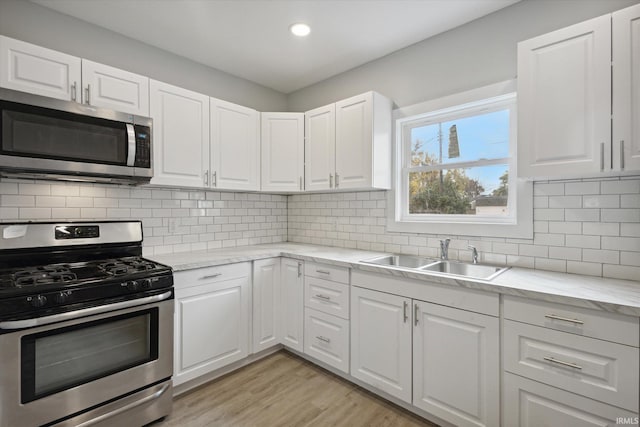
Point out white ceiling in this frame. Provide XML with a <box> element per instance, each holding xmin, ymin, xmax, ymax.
<box><xmin>31</xmin><ymin>0</ymin><xmax>520</xmax><ymax>94</ymax></box>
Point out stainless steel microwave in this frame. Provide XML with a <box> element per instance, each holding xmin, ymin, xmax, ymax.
<box><xmin>0</xmin><ymin>88</ymin><xmax>152</xmax><ymax>184</ymax></box>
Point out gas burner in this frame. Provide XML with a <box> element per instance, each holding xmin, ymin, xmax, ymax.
<box><xmin>98</xmin><ymin>258</ymin><xmax>158</xmax><ymax>276</ymax></box>
<box><xmin>12</xmin><ymin>266</ymin><xmax>77</xmax><ymax>287</ymax></box>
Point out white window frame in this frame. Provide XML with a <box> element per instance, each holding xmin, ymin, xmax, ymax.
<box><xmin>388</xmin><ymin>80</ymin><xmax>533</xmax><ymax>238</ymax></box>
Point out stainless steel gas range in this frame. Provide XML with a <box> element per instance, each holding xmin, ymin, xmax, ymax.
<box><xmin>0</xmin><ymin>221</ymin><xmax>173</xmax><ymax>427</ymax></box>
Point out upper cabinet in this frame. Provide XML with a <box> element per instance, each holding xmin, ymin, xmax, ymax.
<box><xmin>261</xmin><ymin>112</ymin><xmax>305</xmax><ymax>192</ymax></box>
<box><xmin>149</xmin><ymin>80</ymin><xmax>210</xmax><ymax>188</ymax></box>
<box><xmin>305</xmin><ymin>91</ymin><xmax>392</xmax><ymax>191</ymax></box>
<box><xmin>613</xmin><ymin>3</ymin><xmax>640</xmax><ymax>172</ymax></box>
<box><xmin>210</xmin><ymin>98</ymin><xmax>260</xmax><ymax>191</ymax></box>
<box><xmin>518</xmin><ymin>4</ymin><xmax>640</xmax><ymax>179</ymax></box>
<box><xmin>0</xmin><ymin>36</ymin><xmax>149</xmax><ymax>116</ymax></box>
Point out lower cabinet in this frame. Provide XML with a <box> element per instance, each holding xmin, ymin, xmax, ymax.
<box><xmin>280</xmin><ymin>258</ymin><xmax>304</xmax><ymax>352</ymax></box>
<box><xmin>350</xmin><ymin>286</ymin><xmax>499</xmax><ymax>427</ymax></box>
<box><xmin>304</xmin><ymin>307</ymin><xmax>350</xmax><ymax>373</ymax></box>
<box><xmin>504</xmin><ymin>372</ymin><xmax>638</xmax><ymax>426</ymax></box>
<box><xmin>252</xmin><ymin>258</ymin><xmax>281</xmax><ymax>353</ymax></box>
<box><xmin>173</xmin><ymin>263</ymin><xmax>251</xmax><ymax>386</ymax></box>
<box><xmin>413</xmin><ymin>300</ymin><xmax>499</xmax><ymax>427</ymax></box>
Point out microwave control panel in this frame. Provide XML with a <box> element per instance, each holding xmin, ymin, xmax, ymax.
<box><xmin>134</xmin><ymin>125</ymin><xmax>151</xmax><ymax>168</ymax></box>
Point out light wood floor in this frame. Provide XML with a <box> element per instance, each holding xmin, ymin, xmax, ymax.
<box><xmin>159</xmin><ymin>351</ymin><xmax>437</xmax><ymax>427</ymax></box>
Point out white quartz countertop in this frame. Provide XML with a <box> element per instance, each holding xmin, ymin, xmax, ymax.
<box><xmin>150</xmin><ymin>243</ymin><xmax>640</xmax><ymax>316</ymax></box>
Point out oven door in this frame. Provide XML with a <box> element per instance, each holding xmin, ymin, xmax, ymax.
<box><xmin>0</xmin><ymin>293</ymin><xmax>173</xmax><ymax>427</ymax></box>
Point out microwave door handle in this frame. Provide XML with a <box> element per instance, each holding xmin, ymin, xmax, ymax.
<box><xmin>126</xmin><ymin>123</ymin><xmax>136</xmax><ymax>167</ymax></box>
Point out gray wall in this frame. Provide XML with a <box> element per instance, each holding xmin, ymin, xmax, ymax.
<box><xmin>286</xmin><ymin>0</ymin><xmax>640</xmax><ymax>111</ymax></box>
<box><xmin>0</xmin><ymin>0</ymin><xmax>287</xmax><ymax>111</ymax></box>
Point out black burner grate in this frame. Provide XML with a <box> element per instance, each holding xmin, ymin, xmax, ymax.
<box><xmin>12</xmin><ymin>266</ymin><xmax>77</xmax><ymax>287</ymax></box>
<box><xmin>98</xmin><ymin>258</ymin><xmax>158</xmax><ymax>276</ymax></box>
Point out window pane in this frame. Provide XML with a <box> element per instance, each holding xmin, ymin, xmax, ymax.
<box><xmin>409</xmin><ymin>165</ymin><xmax>509</xmax><ymax>215</ymax></box>
<box><xmin>410</xmin><ymin>109</ymin><xmax>509</xmax><ymax>166</ymax></box>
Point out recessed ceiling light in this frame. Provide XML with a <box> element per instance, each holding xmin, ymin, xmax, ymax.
<box><xmin>290</xmin><ymin>23</ymin><xmax>311</xmax><ymax>37</ymax></box>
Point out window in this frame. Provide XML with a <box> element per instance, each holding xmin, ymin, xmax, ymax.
<box><xmin>389</xmin><ymin>82</ymin><xmax>532</xmax><ymax>238</ymax></box>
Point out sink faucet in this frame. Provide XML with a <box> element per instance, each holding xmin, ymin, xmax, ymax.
<box><xmin>440</xmin><ymin>239</ymin><xmax>450</xmax><ymax>260</ymax></box>
<box><xmin>468</xmin><ymin>245</ymin><xmax>478</xmax><ymax>264</ymax></box>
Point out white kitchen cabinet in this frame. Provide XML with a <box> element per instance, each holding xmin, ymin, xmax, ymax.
<box><xmin>335</xmin><ymin>92</ymin><xmax>392</xmax><ymax>190</ymax></box>
<box><xmin>350</xmin><ymin>286</ymin><xmax>412</xmax><ymax>403</ymax></box>
<box><xmin>81</xmin><ymin>59</ymin><xmax>149</xmax><ymax>116</ymax></box>
<box><xmin>252</xmin><ymin>258</ymin><xmax>281</xmax><ymax>353</ymax></box>
<box><xmin>210</xmin><ymin>98</ymin><xmax>260</xmax><ymax>191</ymax></box>
<box><xmin>0</xmin><ymin>35</ymin><xmax>81</xmax><ymax>101</ymax></box>
<box><xmin>503</xmin><ymin>372</ymin><xmax>638</xmax><ymax>427</ymax></box>
<box><xmin>413</xmin><ymin>300</ymin><xmax>499</xmax><ymax>427</ymax></box>
<box><xmin>261</xmin><ymin>112</ymin><xmax>305</xmax><ymax>192</ymax></box>
<box><xmin>304</xmin><ymin>307</ymin><xmax>350</xmax><ymax>373</ymax></box>
<box><xmin>149</xmin><ymin>80</ymin><xmax>210</xmax><ymax>188</ymax></box>
<box><xmin>305</xmin><ymin>104</ymin><xmax>336</xmax><ymax>191</ymax></box>
<box><xmin>613</xmin><ymin>3</ymin><xmax>640</xmax><ymax>172</ymax></box>
<box><xmin>518</xmin><ymin>15</ymin><xmax>611</xmax><ymax>178</ymax></box>
<box><xmin>280</xmin><ymin>258</ymin><xmax>304</xmax><ymax>352</ymax></box>
<box><xmin>173</xmin><ymin>263</ymin><xmax>251</xmax><ymax>386</ymax></box>
<box><xmin>0</xmin><ymin>36</ymin><xmax>149</xmax><ymax>116</ymax></box>
<box><xmin>305</xmin><ymin>92</ymin><xmax>392</xmax><ymax>191</ymax></box>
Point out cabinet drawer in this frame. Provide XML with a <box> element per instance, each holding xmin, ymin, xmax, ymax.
<box><xmin>305</xmin><ymin>262</ymin><xmax>349</xmax><ymax>284</ymax></box>
<box><xmin>503</xmin><ymin>295</ymin><xmax>639</xmax><ymax>347</ymax></box>
<box><xmin>504</xmin><ymin>372</ymin><xmax>638</xmax><ymax>426</ymax></box>
<box><xmin>305</xmin><ymin>277</ymin><xmax>349</xmax><ymax>319</ymax></box>
<box><xmin>174</xmin><ymin>262</ymin><xmax>251</xmax><ymax>292</ymax></box>
<box><xmin>504</xmin><ymin>320</ymin><xmax>639</xmax><ymax>411</ymax></box>
<box><xmin>304</xmin><ymin>308</ymin><xmax>349</xmax><ymax>373</ymax></box>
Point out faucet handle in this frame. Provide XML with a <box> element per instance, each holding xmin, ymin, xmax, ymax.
<box><xmin>467</xmin><ymin>245</ymin><xmax>479</xmax><ymax>264</ymax></box>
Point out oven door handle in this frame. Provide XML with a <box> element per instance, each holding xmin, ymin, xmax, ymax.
<box><xmin>0</xmin><ymin>291</ymin><xmax>172</xmax><ymax>330</ymax></box>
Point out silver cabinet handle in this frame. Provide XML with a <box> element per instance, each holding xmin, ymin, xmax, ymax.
<box><xmin>200</xmin><ymin>273</ymin><xmax>222</xmax><ymax>280</ymax></box>
<box><xmin>212</xmin><ymin>171</ymin><xmax>217</xmax><ymax>187</ymax></box>
<box><xmin>620</xmin><ymin>140</ymin><xmax>625</xmax><ymax>170</ymax></box>
<box><xmin>299</xmin><ymin>176</ymin><xmax>303</xmax><ymax>191</ymax></box>
<box><xmin>335</xmin><ymin>172</ymin><xmax>340</xmax><ymax>188</ymax></box>
<box><xmin>316</xmin><ymin>335</ymin><xmax>331</xmax><ymax>343</ymax></box>
<box><xmin>403</xmin><ymin>301</ymin><xmax>408</xmax><ymax>323</ymax></box>
<box><xmin>600</xmin><ymin>142</ymin><xmax>605</xmax><ymax>171</ymax></box>
<box><xmin>544</xmin><ymin>314</ymin><xmax>584</xmax><ymax>325</ymax></box>
<box><xmin>71</xmin><ymin>81</ymin><xmax>77</xmax><ymax>102</ymax></box>
<box><xmin>85</xmin><ymin>84</ymin><xmax>91</xmax><ymax>105</ymax></box>
<box><xmin>543</xmin><ymin>356</ymin><xmax>582</xmax><ymax>370</ymax></box>
<box><xmin>204</xmin><ymin>170</ymin><xmax>209</xmax><ymax>186</ymax></box>
<box><xmin>329</xmin><ymin>174</ymin><xmax>333</xmax><ymax>188</ymax></box>
<box><xmin>315</xmin><ymin>294</ymin><xmax>331</xmax><ymax>301</ymax></box>
<box><xmin>414</xmin><ymin>303</ymin><xmax>419</xmax><ymax>326</ymax></box>
<box><xmin>297</xmin><ymin>262</ymin><xmax>302</xmax><ymax>278</ymax></box>
<box><xmin>316</xmin><ymin>269</ymin><xmax>331</xmax><ymax>275</ymax></box>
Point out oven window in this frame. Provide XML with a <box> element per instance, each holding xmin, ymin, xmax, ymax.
<box><xmin>21</xmin><ymin>309</ymin><xmax>159</xmax><ymax>403</ymax></box>
<box><xmin>1</xmin><ymin>102</ymin><xmax>128</xmax><ymax>165</ymax></box>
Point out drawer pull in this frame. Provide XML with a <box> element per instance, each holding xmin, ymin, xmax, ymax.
<box><xmin>544</xmin><ymin>314</ymin><xmax>584</xmax><ymax>325</ymax></box>
<box><xmin>316</xmin><ymin>335</ymin><xmax>331</xmax><ymax>344</ymax></box>
<box><xmin>316</xmin><ymin>269</ymin><xmax>331</xmax><ymax>275</ymax></box>
<box><xmin>200</xmin><ymin>273</ymin><xmax>222</xmax><ymax>280</ymax></box>
<box><xmin>543</xmin><ymin>356</ymin><xmax>582</xmax><ymax>370</ymax></box>
<box><xmin>315</xmin><ymin>294</ymin><xmax>331</xmax><ymax>301</ymax></box>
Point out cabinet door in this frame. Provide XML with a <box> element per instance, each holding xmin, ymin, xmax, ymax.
<box><xmin>518</xmin><ymin>15</ymin><xmax>611</xmax><ymax>178</ymax></box>
<box><xmin>504</xmin><ymin>372</ymin><xmax>638</xmax><ymax>427</ymax></box>
<box><xmin>210</xmin><ymin>98</ymin><xmax>260</xmax><ymax>191</ymax></box>
<box><xmin>304</xmin><ymin>308</ymin><xmax>349</xmax><ymax>373</ymax></box>
<box><xmin>0</xmin><ymin>36</ymin><xmax>81</xmax><ymax>101</ymax></box>
<box><xmin>305</xmin><ymin>104</ymin><xmax>335</xmax><ymax>191</ymax></box>
<box><xmin>149</xmin><ymin>80</ymin><xmax>209</xmax><ymax>188</ymax></box>
<box><xmin>335</xmin><ymin>92</ymin><xmax>373</xmax><ymax>189</ymax></box>
<box><xmin>81</xmin><ymin>59</ymin><xmax>149</xmax><ymax>116</ymax></box>
<box><xmin>280</xmin><ymin>258</ymin><xmax>304</xmax><ymax>352</ymax></box>
<box><xmin>350</xmin><ymin>287</ymin><xmax>412</xmax><ymax>403</ymax></box>
<box><xmin>613</xmin><ymin>3</ymin><xmax>640</xmax><ymax>172</ymax></box>
<box><xmin>261</xmin><ymin>112</ymin><xmax>305</xmax><ymax>192</ymax></box>
<box><xmin>174</xmin><ymin>276</ymin><xmax>250</xmax><ymax>386</ymax></box>
<box><xmin>252</xmin><ymin>258</ymin><xmax>281</xmax><ymax>353</ymax></box>
<box><xmin>413</xmin><ymin>301</ymin><xmax>499</xmax><ymax>427</ymax></box>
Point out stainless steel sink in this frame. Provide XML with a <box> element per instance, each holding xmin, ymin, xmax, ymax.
<box><xmin>361</xmin><ymin>254</ymin><xmax>434</xmax><ymax>269</ymax></box>
<box><xmin>419</xmin><ymin>261</ymin><xmax>509</xmax><ymax>280</ymax></box>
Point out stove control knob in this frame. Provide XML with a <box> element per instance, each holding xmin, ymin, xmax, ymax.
<box><xmin>54</xmin><ymin>292</ymin><xmax>70</xmax><ymax>304</ymax></box>
<box><xmin>141</xmin><ymin>278</ymin><xmax>153</xmax><ymax>290</ymax></box>
<box><xmin>30</xmin><ymin>295</ymin><xmax>47</xmax><ymax>308</ymax></box>
<box><xmin>127</xmin><ymin>280</ymin><xmax>140</xmax><ymax>291</ymax></box>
